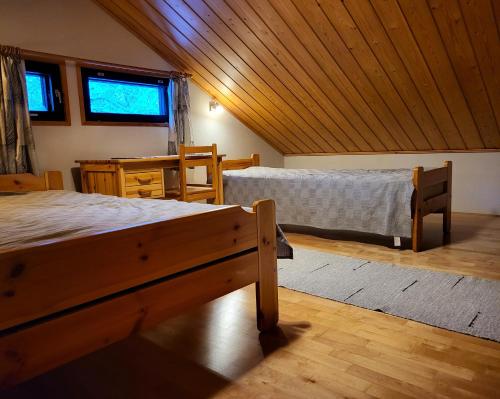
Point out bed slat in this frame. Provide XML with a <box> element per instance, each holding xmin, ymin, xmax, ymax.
<box><xmin>421</xmin><ymin>167</ymin><xmax>448</xmax><ymax>187</ymax></box>
<box><xmin>423</xmin><ymin>193</ymin><xmax>448</xmax><ymax>216</ymax></box>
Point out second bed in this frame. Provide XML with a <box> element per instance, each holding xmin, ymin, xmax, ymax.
<box><xmin>221</xmin><ymin>155</ymin><xmax>452</xmax><ymax>252</ymax></box>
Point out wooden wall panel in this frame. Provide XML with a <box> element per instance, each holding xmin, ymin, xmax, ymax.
<box><xmin>95</xmin><ymin>0</ymin><xmax>500</xmax><ymax>154</ymax></box>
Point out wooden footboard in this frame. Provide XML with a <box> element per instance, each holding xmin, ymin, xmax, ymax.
<box><xmin>221</xmin><ymin>153</ymin><xmax>260</xmax><ymax>170</ymax></box>
<box><xmin>412</xmin><ymin>161</ymin><xmax>452</xmax><ymax>252</ymax></box>
<box><xmin>0</xmin><ymin>173</ymin><xmax>278</xmax><ymax>387</ymax></box>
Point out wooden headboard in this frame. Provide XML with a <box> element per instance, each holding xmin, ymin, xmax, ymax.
<box><xmin>0</xmin><ymin>171</ymin><xmax>63</xmax><ymax>192</ymax></box>
<box><xmin>221</xmin><ymin>154</ymin><xmax>260</xmax><ymax>171</ymax></box>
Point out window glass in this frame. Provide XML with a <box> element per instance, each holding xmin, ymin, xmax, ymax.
<box><xmin>80</xmin><ymin>67</ymin><xmax>169</xmax><ymax>124</ymax></box>
<box><xmin>88</xmin><ymin>78</ymin><xmax>164</xmax><ymax>115</ymax></box>
<box><xmin>26</xmin><ymin>72</ymin><xmax>49</xmax><ymax>111</ymax></box>
<box><xmin>24</xmin><ymin>60</ymin><xmax>66</xmax><ymax>122</ymax></box>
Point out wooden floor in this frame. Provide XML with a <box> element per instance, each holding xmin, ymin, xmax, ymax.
<box><xmin>5</xmin><ymin>213</ymin><xmax>500</xmax><ymax>398</ymax></box>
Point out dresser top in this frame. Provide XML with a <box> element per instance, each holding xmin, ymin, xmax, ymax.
<box><xmin>76</xmin><ymin>154</ymin><xmax>225</xmax><ymax>164</ymax></box>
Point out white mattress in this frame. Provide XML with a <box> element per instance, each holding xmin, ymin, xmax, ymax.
<box><xmin>0</xmin><ymin>190</ymin><xmax>231</xmax><ymax>253</ymax></box>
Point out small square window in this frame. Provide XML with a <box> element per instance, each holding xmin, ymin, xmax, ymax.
<box><xmin>79</xmin><ymin>67</ymin><xmax>169</xmax><ymax>125</ymax></box>
<box><xmin>25</xmin><ymin>60</ymin><xmax>67</xmax><ymax>122</ymax></box>
<box><xmin>26</xmin><ymin>73</ymin><xmax>49</xmax><ymax>111</ymax></box>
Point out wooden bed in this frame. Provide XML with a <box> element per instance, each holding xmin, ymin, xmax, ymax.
<box><xmin>221</xmin><ymin>155</ymin><xmax>452</xmax><ymax>252</ymax></box>
<box><xmin>0</xmin><ymin>171</ymin><xmax>278</xmax><ymax>387</ymax></box>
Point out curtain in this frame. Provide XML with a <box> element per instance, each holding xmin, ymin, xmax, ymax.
<box><xmin>167</xmin><ymin>76</ymin><xmax>192</xmax><ymax>155</ymax></box>
<box><xmin>0</xmin><ymin>46</ymin><xmax>38</xmax><ymax>175</ymax></box>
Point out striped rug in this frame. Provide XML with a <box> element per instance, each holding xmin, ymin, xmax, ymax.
<box><xmin>278</xmin><ymin>248</ymin><xmax>500</xmax><ymax>342</ymax></box>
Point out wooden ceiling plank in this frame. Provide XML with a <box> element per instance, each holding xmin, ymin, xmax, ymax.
<box><xmin>102</xmin><ymin>0</ymin><xmax>294</xmax><ymax>153</ymax></box>
<box><xmin>369</xmin><ymin>0</ymin><xmax>466</xmax><ymax>149</ymax></box>
<box><xmin>218</xmin><ymin>0</ymin><xmax>371</xmax><ymax>153</ymax></box>
<box><xmin>178</xmin><ymin>0</ymin><xmax>347</xmax><ymax>154</ymax></box>
<box><xmin>281</xmin><ymin>0</ymin><xmax>416</xmax><ymax>151</ymax></box>
<box><xmin>429</xmin><ymin>0</ymin><xmax>499</xmax><ymax>148</ymax></box>
<box><xmin>97</xmin><ymin>0</ymin><xmax>290</xmax><ymax>153</ymax></box>
<box><xmin>202</xmin><ymin>0</ymin><xmax>359</xmax><ymax>153</ymax></box>
<box><xmin>459</xmin><ymin>0</ymin><xmax>500</xmax><ymax>144</ymax></box>
<box><xmin>167</xmin><ymin>1</ymin><xmax>326</xmax><ymax>155</ymax></box>
<box><xmin>399</xmin><ymin>0</ymin><xmax>485</xmax><ymax>149</ymax></box>
<box><xmin>142</xmin><ymin>0</ymin><xmax>309</xmax><ymax>153</ymax></box>
<box><xmin>237</xmin><ymin>0</ymin><xmax>383</xmax><ymax>152</ymax></box>
<box><xmin>344</xmin><ymin>0</ymin><xmax>448</xmax><ymax>150</ymax></box>
<box><xmin>98</xmin><ymin>0</ymin><xmax>499</xmax><ymax>153</ymax></box>
<box><xmin>125</xmin><ymin>0</ymin><xmax>301</xmax><ymax>153</ymax></box>
<box><xmin>318</xmin><ymin>0</ymin><xmax>432</xmax><ymax>151</ymax></box>
<box><xmin>158</xmin><ymin>0</ymin><xmax>319</xmax><ymax>153</ymax></box>
<box><xmin>302</xmin><ymin>0</ymin><xmax>430</xmax><ymax>150</ymax></box>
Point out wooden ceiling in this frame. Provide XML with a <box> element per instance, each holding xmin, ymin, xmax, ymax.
<box><xmin>96</xmin><ymin>0</ymin><xmax>500</xmax><ymax>154</ymax></box>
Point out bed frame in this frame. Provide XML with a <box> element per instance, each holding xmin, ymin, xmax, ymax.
<box><xmin>0</xmin><ymin>171</ymin><xmax>278</xmax><ymax>387</ymax></box>
<box><xmin>221</xmin><ymin>155</ymin><xmax>452</xmax><ymax>252</ymax></box>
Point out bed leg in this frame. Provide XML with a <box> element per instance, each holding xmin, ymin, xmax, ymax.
<box><xmin>253</xmin><ymin>199</ymin><xmax>279</xmax><ymax>332</ymax></box>
<box><xmin>443</xmin><ymin>161</ymin><xmax>452</xmax><ymax>235</ymax></box>
<box><xmin>412</xmin><ymin>166</ymin><xmax>424</xmax><ymax>252</ymax></box>
<box><xmin>412</xmin><ymin>215</ymin><xmax>423</xmax><ymax>252</ymax></box>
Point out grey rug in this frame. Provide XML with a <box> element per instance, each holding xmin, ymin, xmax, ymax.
<box><xmin>278</xmin><ymin>248</ymin><xmax>500</xmax><ymax>342</ymax></box>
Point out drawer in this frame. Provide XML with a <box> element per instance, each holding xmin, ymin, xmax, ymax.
<box><xmin>125</xmin><ymin>170</ymin><xmax>163</xmax><ymax>187</ymax></box>
<box><xmin>125</xmin><ymin>183</ymin><xmax>164</xmax><ymax>199</ymax></box>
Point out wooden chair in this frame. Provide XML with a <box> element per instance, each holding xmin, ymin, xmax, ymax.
<box><xmin>165</xmin><ymin>144</ymin><xmax>220</xmax><ymax>203</ymax></box>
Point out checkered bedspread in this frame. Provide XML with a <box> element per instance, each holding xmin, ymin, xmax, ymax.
<box><xmin>223</xmin><ymin>167</ymin><xmax>414</xmax><ymax>238</ymax></box>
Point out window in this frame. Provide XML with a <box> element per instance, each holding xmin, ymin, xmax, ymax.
<box><xmin>79</xmin><ymin>67</ymin><xmax>169</xmax><ymax>124</ymax></box>
<box><xmin>25</xmin><ymin>60</ymin><xmax>67</xmax><ymax>122</ymax></box>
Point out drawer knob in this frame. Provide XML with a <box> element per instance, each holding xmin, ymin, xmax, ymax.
<box><xmin>138</xmin><ymin>189</ymin><xmax>152</xmax><ymax>197</ymax></box>
<box><xmin>137</xmin><ymin>176</ymin><xmax>153</xmax><ymax>185</ymax></box>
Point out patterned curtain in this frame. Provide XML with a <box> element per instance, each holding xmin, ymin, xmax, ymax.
<box><xmin>0</xmin><ymin>46</ymin><xmax>38</xmax><ymax>175</ymax></box>
<box><xmin>167</xmin><ymin>77</ymin><xmax>192</xmax><ymax>155</ymax></box>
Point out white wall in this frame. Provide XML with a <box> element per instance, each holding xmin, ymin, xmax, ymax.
<box><xmin>0</xmin><ymin>0</ymin><xmax>282</xmax><ymax>189</ymax></box>
<box><xmin>285</xmin><ymin>153</ymin><xmax>500</xmax><ymax>215</ymax></box>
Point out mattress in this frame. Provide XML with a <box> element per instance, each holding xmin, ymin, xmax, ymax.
<box><xmin>0</xmin><ymin>190</ymin><xmax>292</xmax><ymax>257</ymax></box>
<box><xmin>223</xmin><ymin>167</ymin><xmax>414</xmax><ymax>238</ymax></box>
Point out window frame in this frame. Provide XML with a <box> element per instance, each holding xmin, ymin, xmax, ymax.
<box><xmin>24</xmin><ymin>57</ymin><xmax>71</xmax><ymax>126</ymax></box>
<box><xmin>77</xmin><ymin>63</ymin><xmax>170</xmax><ymax>127</ymax></box>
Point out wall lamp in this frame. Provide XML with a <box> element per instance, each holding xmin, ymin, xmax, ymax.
<box><xmin>209</xmin><ymin>97</ymin><xmax>223</xmax><ymax>114</ymax></box>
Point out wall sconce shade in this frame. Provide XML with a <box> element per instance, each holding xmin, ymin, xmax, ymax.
<box><xmin>209</xmin><ymin>98</ymin><xmax>221</xmax><ymax>113</ymax></box>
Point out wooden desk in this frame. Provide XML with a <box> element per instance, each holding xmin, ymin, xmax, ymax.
<box><xmin>76</xmin><ymin>155</ymin><xmax>225</xmax><ymax>204</ymax></box>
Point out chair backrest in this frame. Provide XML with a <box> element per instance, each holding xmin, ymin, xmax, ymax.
<box><xmin>178</xmin><ymin>144</ymin><xmax>218</xmax><ymax>200</ymax></box>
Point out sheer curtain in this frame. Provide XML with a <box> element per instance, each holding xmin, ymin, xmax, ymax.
<box><xmin>167</xmin><ymin>76</ymin><xmax>192</xmax><ymax>155</ymax></box>
<box><xmin>0</xmin><ymin>45</ymin><xmax>38</xmax><ymax>175</ymax></box>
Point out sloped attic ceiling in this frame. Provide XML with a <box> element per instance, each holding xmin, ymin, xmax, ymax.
<box><xmin>95</xmin><ymin>0</ymin><xmax>500</xmax><ymax>154</ymax></box>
